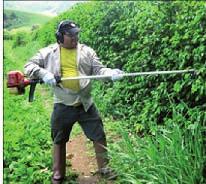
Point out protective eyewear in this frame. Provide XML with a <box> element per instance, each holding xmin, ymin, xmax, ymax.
<box><xmin>64</xmin><ymin>32</ymin><xmax>79</xmax><ymax>38</ymax></box>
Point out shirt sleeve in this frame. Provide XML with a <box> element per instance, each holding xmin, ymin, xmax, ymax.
<box><xmin>24</xmin><ymin>50</ymin><xmax>48</xmax><ymax>79</ymax></box>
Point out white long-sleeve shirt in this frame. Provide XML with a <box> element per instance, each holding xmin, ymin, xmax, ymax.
<box><xmin>24</xmin><ymin>43</ymin><xmax>114</xmax><ymax>111</ymax></box>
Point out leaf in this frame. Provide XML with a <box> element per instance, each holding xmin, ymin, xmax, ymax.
<box><xmin>173</xmin><ymin>81</ymin><xmax>182</xmax><ymax>93</ymax></box>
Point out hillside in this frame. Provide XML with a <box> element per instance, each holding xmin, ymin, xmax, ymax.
<box><xmin>3</xmin><ymin>1</ymin><xmax>84</xmax><ymax>16</ymax></box>
<box><xmin>3</xmin><ymin>9</ymin><xmax>52</xmax><ymax>30</ymax></box>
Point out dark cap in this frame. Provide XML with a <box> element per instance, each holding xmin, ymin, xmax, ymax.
<box><xmin>58</xmin><ymin>20</ymin><xmax>80</xmax><ymax>35</ymax></box>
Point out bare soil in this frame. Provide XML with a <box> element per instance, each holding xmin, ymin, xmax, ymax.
<box><xmin>66</xmin><ymin>134</ymin><xmax>99</xmax><ymax>184</ymax></box>
<box><xmin>66</xmin><ymin>134</ymin><xmax>114</xmax><ymax>184</ymax></box>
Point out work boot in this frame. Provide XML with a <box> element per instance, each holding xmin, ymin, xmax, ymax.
<box><xmin>97</xmin><ymin>167</ymin><xmax>118</xmax><ymax>180</ymax></box>
<box><xmin>93</xmin><ymin>139</ymin><xmax>118</xmax><ymax>180</ymax></box>
<box><xmin>52</xmin><ymin>143</ymin><xmax>66</xmax><ymax>184</ymax></box>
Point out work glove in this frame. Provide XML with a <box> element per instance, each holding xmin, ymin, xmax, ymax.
<box><xmin>42</xmin><ymin>72</ymin><xmax>56</xmax><ymax>86</ymax></box>
<box><xmin>111</xmin><ymin>69</ymin><xmax>124</xmax><ymax>81</ymax></box>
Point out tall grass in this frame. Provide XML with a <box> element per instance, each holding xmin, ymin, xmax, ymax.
<box><xmin>109</xmin><ymin>108</ymin><xmax>205</xmax><ymax>184</ymax></box>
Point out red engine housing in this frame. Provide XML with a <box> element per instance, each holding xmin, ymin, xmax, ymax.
<box><xmin>7</xmin><ymin>71</ymin><xmax>30</xmax><ymax>94</ymax></box>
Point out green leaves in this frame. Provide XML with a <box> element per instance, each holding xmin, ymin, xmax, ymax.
<box><xmin>109</xmin><ymin>121</ymin><xmax>205</xmax><ymax>184</ymax></box>
<box><xmin>4</xmin><ymin>41</ymin><xmax>53</xmax><ymax>183</ymax></box>
<box><xmin>173</xmin><ymin>81</ymin><xmax>182</xmax><ymax>93</ymax></box>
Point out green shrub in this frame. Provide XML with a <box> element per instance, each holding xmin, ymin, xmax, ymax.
<box><xmin>12</xmin><ymin>31</ymin><xmax>30</xmax><ymax>48</ymax></box>
<box><xmin>3</xmin><ymin>29</ymin><xmax>13</xmax><ymax>40</ymax></box>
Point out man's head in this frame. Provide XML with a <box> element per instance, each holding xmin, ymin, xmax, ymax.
<box><xmin>55</xmin><ymin>20</ymin><xmax>80</xmax><ymax>49</ymax></box>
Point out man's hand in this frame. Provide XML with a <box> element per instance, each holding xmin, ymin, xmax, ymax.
<box><xmin>42</xmin><ymin>72</ymin><xmax>56</xmax><ymax>86</ymax></box>
<box><xmin>111</xmin><ymin>69</ymin><xmax>124</xmax><ymax>81</ymax></box>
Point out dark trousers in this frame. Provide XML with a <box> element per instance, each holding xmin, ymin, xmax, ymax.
<box><xmin>51</xmin><ymin>103</ymin><xmax>106</xmax><ymax>143</ymax></box>
<box><xmin>50</xmin><ymin>103</ymin><xmax>107</xmax><ymax>183</ymax></box>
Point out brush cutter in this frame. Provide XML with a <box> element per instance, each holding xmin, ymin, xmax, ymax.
<box><xmin>7</xmin><ymin>71</ymin><xmax>42</xmax><ymax>102</ymax></box>
<box><xmin>7</xmin><ymin>69</ymin><xmax>195</xmax><ymax>102</ymax></box>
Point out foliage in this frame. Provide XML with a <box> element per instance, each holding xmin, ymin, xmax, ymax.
<box><xmin>3</xmin><ymin>29</ymin><xmax>13</xmax><ymax>40</ymax></box>
<box><xmin>109</xmin><ymin>117</ymin><xmax>205</xmax><ymax>184</ymax></box>
<box><xmin>34</xmin><ymin>2</ymin><xmax>206</xmax><ymax>128</ymax></box>
<box><xmin>4</xmin><ymin>1</ymin><xmax>206</xmax><ymax>183</ymax></box>
<box><xmin>4</xmin><ymin>40</ymin><xmax>54</xmax><ymax>183</ymax></box>
<box><xmin>12</xmin><ymin>31</ymin><xmax>30</xmax><ymax>48</ymax></box>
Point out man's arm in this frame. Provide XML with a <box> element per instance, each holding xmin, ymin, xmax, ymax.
<box><xmin>24</xmin><ymin>51</ymin><xmax>48</xmax><ymax>79</ymax></box>
<box><xmin>24</xmin><ymin>50</ymin><xmax>56</xmax><ymax>86</ymax></box>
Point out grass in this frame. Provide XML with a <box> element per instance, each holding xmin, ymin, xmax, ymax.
<box><xmin>3</xmin><ymin>39</ymin><xmax>54</xmax><ymax>183</ymax></box>
<box><xmin>4</xmin><ymin>9</ymin><xmax>52</xmax><ymax>30</ymax></box>
<box><xmin>106</xmin><ymin>111</ymin><xmax>205</xmax><ymax>184</ymax></box>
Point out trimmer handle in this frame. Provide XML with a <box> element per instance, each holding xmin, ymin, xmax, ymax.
<box><xmin>28</xmin><ymin>76</ymin><xmax>61</xmax><ymax>102</ymax></box>
<box><xmin>28</xmin><ymin>79</ymin><xmax>42</xmax><ymax>102</ymax></box>
<box><xmin>55</xmin><ymin>76</ymin><xmax>62</xmax><ymax>84</ymax></box>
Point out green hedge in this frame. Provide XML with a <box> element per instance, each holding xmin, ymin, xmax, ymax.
<box><xmin>35</xmin><ymin>1</ymin><xmax>206</xmax><ymax>128</ymax></box>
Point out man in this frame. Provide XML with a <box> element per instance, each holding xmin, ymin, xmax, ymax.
<box><xmin>24</xmin><ymin>20</ymin><xmax>123</xmax><ymax>184</ymax></box>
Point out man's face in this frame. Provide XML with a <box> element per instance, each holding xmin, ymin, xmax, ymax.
<box><xmin>61</xmin><ymin>32</ymin><xmax>79</xmax><ymax>49</ymax></box>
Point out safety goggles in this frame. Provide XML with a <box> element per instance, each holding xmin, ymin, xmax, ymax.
<box><xmin>64</xmin><ymin>32</ymin><xmax>79</xmax><ymax>38</ymax></box>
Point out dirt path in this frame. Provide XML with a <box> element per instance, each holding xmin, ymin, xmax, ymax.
<box><xmin>66</xmin><ymin>134</ymin><xmax>99</xmax><ymax>184</ymax></box>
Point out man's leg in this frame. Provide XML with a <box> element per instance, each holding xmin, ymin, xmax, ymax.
<box><xmin>93</xmin><ymin>138</ymin><xmax>108</xmax><ymax>170</ymax></box>
<box><xmin>93</xmin><ymin>139</ymin><xmax>117</xmax><ymax>180</ymax></box>
<box><xmin>52</xmin><ymin>143</ymin><xmax>66</xmax><ymax>183</ymax></box>
<box><xmin>51</xmin><ymin>103</ymin><xmax>78</xmax><ymax>183</ymax></box>
<box><xmin>78</xmin><ymin>104</ymin><xmax>117</xmax><ymax>180</ymax></box>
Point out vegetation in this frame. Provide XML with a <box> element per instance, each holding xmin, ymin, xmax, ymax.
<box><xmin>4</xmin><ymin>39</ymin><xmax>52</xmax><ymax>183</ymax></box>
<box><xmin>4</xmin><ymin>1</ymin><xmax>206</xmax><ymax>183</ymax></box>
<box><xmin>4</xmin><ymin>9</ymin><xmax>52</xmax><ymax>30</ymax></box>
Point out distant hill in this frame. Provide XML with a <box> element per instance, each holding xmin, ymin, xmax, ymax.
<box><xmin>4</xmin><ymin>9</ymin><xmax>52</xmax><ymax>30</ymax></box>
<box><xmin>3</xmin><ymin>1</ymin><xmax>84</xmax><ymax>16</ymax></box>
